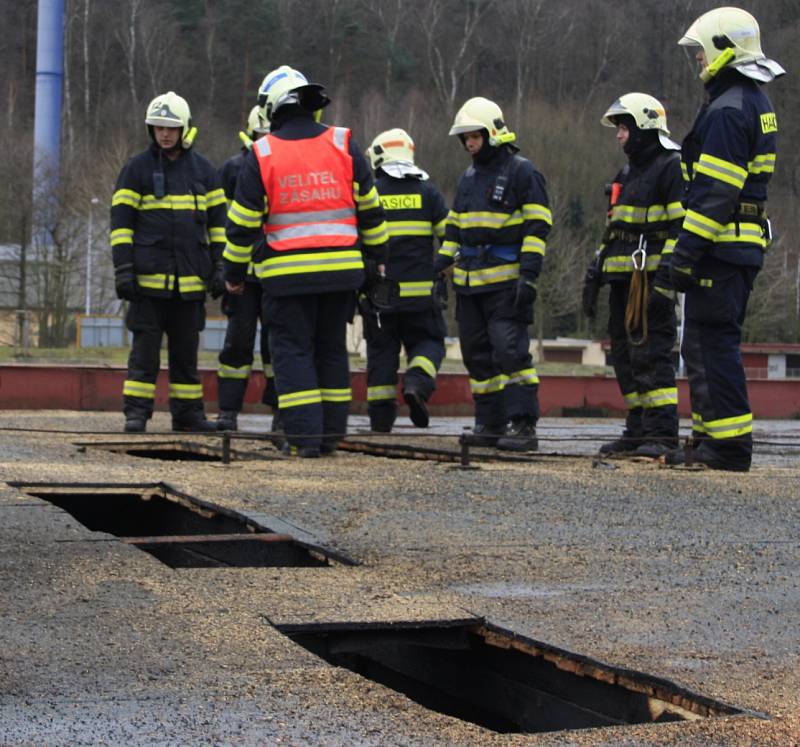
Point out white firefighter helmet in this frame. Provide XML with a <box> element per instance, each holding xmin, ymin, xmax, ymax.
<box><xmin>679</xmin><ymin>7</ymin><xmax>784</xmax><ymax>82</ymax></box>
<box><xmin>448</xmin><ymin>97</ymin><xmax>516</xmax><ymax>146</ymax></box>
<box><xmin>257</xmin><ymin>65</ymin><xmax>330</xmax><ymax>122</ymax></box>
<box><xmin>601</xmin><ymin>92</ymin><xmax>679</xmax><ymax>150</ymax></box>
<box><xmin>145</xmin><ymin>91</ymin><xmax>196</xmax><ymax>147</ymax></box>
<box><xmin>366</xmin><ymin>128</ymin><xmax>428</xmax><ymax>179</ymax></box>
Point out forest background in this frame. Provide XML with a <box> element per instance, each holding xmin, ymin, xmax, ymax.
<box><xmin>0</xmin><ymin>0</ymin><xmax>797</xmax><ymax>347</ymax></box>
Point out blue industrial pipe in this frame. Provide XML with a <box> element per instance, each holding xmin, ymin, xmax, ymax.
<box><xmin>32</xmin><ymin>0</ymin><xmax>65</xmax><ymax>240</ymax></box>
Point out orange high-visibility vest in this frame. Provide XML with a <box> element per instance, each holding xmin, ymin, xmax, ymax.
<box><xmin>254</xmin><ymin>127</ymin><xmax>358</xmax><ymax>252</ymax></box>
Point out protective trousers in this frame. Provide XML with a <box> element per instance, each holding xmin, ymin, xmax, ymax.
<box><xmin>264</xmin><ymin>291</ymin><xmax>355</xmax><ymax>450</ymax></box>
<box><xmin>682</xmin><ymin>258</ymin><xmax>756</xmax><ymax>468</ymax></box>
<box><xmin>217</xmin><ymin>282</ymin><xmax>277</xmax><ymax>413</ymax></box>
<box><xmin>123</xmin><ymin>296</ymin><xmax>206</xmax><ymax>422</ymax></box>
<box><xmin>365</xmin><ymin>308</ymin><xmax>446</xmax><ymax>430</ymax></box>
<box><xmin>456</xmin><ymin>288</ymin><xmax>539</xmax><ymax>429</ymax></box>
<box><xmin>608</xmin><ymin>280</ymin><xmax>678</xmax><ymax>443</ymax></box>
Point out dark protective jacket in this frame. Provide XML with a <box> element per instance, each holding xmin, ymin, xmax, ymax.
<box><xmin>218</xmin><ymin>149</ymin><xmax>264</xmax><ymax>282</ymax></box>
<box><xmin>436</xmin><ymin>145</ymin><xmax>551</xmax><ymax>295</ymax></box>
<box><xmin>223</xmin><ymin>113</ymin><xmax>388</xmax><ymax>296</ymax></box>
<box><xmin>675</xmin><ymin>69</ymin><xmax>777</xmax><ymax>269</ymax></box>
<box><xmin>110</xmin><ymin>143</ymin><xmax>226</xmax><ymax>300</ymax></box>
<box><xmin>598</xmin><ymin>146</ymin><xmax>685</xmax><ymax>287</ymax></box>
<box><xmin>375</xmin><ymin>170</ymin><xmax>449</xmax><ymax>312</ymax></box>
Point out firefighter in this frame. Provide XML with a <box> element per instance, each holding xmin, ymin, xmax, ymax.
<box><xmin>435</xmin><ymin>97</ymin><xmax>552</xmax><ymax>451</ymax></box>
<box><xmin>362</xmin><ymin>128</ymin><xmax>449</xmax><ymax>432</ymax></box>
<box><xmin>215</xmin><ymin>106</ymin><xmax>279</xmax><ymax>432</ymax></box>
<box><xmin>111</xmin><ymin>91</ymin><xmax>225</xmax><ymax>433</ymax></box>
<box><xmin>667</xmin><ymin>7</ymin><xmax>783</xmax><ymax>471</ymax></box>
<box><xmin>223</xmin><ymin>66</ymin><xmax>389</xmax><ymax>457</ymax></box>
<box><xmin>583</xmin><ymin>93</ymin><xmax>685</xmax><ymax>457</ymax></box>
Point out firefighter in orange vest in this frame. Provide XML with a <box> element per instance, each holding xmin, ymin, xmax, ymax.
<box><xmin>223</xmin><ymin>66</ymin><xmax>389</xmax><ymax>457</ymax></box>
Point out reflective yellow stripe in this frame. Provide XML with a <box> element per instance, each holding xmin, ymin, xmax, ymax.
<box><xmin>123</xmin><ymin>380</ymin><xmax>155</xmax><ymax>398</ymax></box>
<box><xmin>603</xmin><ymin>254</ymin><xmax>662</xmax><ymax>273</ymax></box>
<box><xmin>223</xmin><ymin>241</ymin><xmax>253</xmax><ymax>263</ymax></box>
<box><xmin>623</xmin><ymin>391</ymin><xmax>642</xmax><ymax>409</ymax></box>
<box><xmin>228</xmin><ymin>200</ymin><xmax>263</xmax><ymax>229</ymax></box>
<box><xmin>279</xmin><ymin>389</ymin><xmax>322</xmax><ymax>408</ymax></box>
<box><xmin>683</xmin><ymin>210</ymin><xmax>725</xmax><ymax>241</ymax></box>
<box><xmin>110</xmin><ymin>228</ymin><xmax>134</xmax><ymax>246</ymax></box>
<box><xmin>218</xmin><ymin>364</ymin><xmax>251</xmax><ymax>380</ymax></box>
<box><xmin>692</xmin><ymin>412</ymin><xmax>705</xmax><ymax>432</ymax></box>
<box><xmin>399</xmin><ymin>280</ymin><xmax>433</xmax><ymax>298</ymax></box>
<box><xmin>640</xmin><ymin>387</ymin><xmax>678</xmax><ymax>409</ymax></box>
<box><xmin>439</xmin><ymin>242</ymin><xmax>458</xmax><ymax>258</ymax></box>
<box><xmin>408</xmin><ymin>355</ymin><xmax>437</xmax><ymax>378</ymax></box>
<box><xmin>257</xmin><ymin>250</ymin><xmax>364</xmax><ymax>278</ymax></box>
<box><xmin>206</xmin><ymin>188</ymin><xmax>226</xmax><ymax>208</ymax></box>
<box><xmin>368</xmin><ymin>385</ymin><xmax>396</xmax><ymax>402</ymax></box>
<box><xmin>355</xmin><ymin>185</ymin><xmax>381</xmax><ymax>210</ymax></box>
<box><xmin>681</xmin><ymin>161</ymin><xmax>690</xmax><ymax>182</ymax></box>
<box><xmin>137</xmin><ymin>273</ymin><xmax>174</xmax><ymax>290</ymax></box>
<box><xmin>178</xmin><ymin>276</ymin><xmax>205</xmax><ymax>293</ymax></box>
<box><xmin>714</xmin><ymin>222</ymin><xmax>767</xmax><ymax>248</ymax></box>
<box><xmin>169</xmin><ymin>383</ymin><xmax>203</xmax><ymax>399</ymax></box>
<box><xmin>507</xmin><ymin>367</ymin><xmax>539</xmax><ymax>386</ymax></box>
<box><xmin>703</xmin><ymin>412</ymin><xmax>752</xmax><ymax>439</ymax></box>
<box><xmin>446</xmin><ymin>209</ymin><xmax>460</xmax><ymax>229</ymax></box>
<box><xmin>387</xmin><ymin>220</ymin><xmax>433</xmax><ymax>237</ymax></box>
<box><xmin>522</xmin><ymin>203</ymin><xmax>552</xmax><ymax>225</ymax></box>
<box><xmin>361</xmin><ymin>221</ymin><xmax>389</xmax><ymax>245</ymax></box>
<box><xmin>320</xmin><ymin>388</ymin><xmax>352</xmax><ymax>403</ymax></box>
<box><xmin>470</xmin><ymin>374</ymin><xmax>507</xmax><ymax>395</ymax></box>
<box><xmin>453</xmin><ymin>263</ymin><xmax>519</xmax><ymax>287</ymax></box>
<box><xmin>263</xmin><ymin>364</ymin><xmax>274</xmax><ymax>378</ymax></box>
<box><xmin>433</xmin><ymin>218</ymin><xmax>447</xmax><ymax>239</ymax></box>
<box><xmin>140</xmin><ymin>194</ymin><xmax>206</xmax><ymax>211</ymax></box>
<box><xmin>112</xmin><ymin>189</ymin><xmax>141</xmax><ymax>207</ymax></box>
<box><xmin>208</xmin><ymin>226</ymin><xmax>226</xmax><ymax>242</ymax></box>
<box><xmin>521</xmin><ymin>236</ymin><xmax>546</xmax><ymax>255</ymax></box>
<box><xmin>453</xmin><ymin>210</ymin><xmax>523</xmax><ymax>229</ymax></box>
<box><xmin>748</xmin><ymin>152</ymin><xmax>776</xmax><ymax>174</ymax></box>
<box><xmin>661</xmin><ymin>238</ymin><xmax>676</xmax><ymax>255</ymax></box>
<box><xmin>695</xmin><ymin>153</ymin><xmax>747</xmax><ymax>189</ymax></box>
<box><xmin>666</xmin><ymin>201</ymin><xmax>686</xmax><ymax>220</ymax></box>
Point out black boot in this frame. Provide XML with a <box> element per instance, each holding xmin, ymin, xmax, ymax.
<box><xmin>172</xmin><ymin>410</ymin><xmax>216</xmax><ymax>432</ymax></box>
<box><xmin>599</xmin><ymin>433</ymin><xmax>642</xmax><ymax>455</ymax></box>
<box><xmin>216</xmin><ymin>410</ymin><xmax>238</xmax><ymax>431</ymax></box>
<box><xmin>281</xmin><ymin>442</ymin><xmax>321</xmax><ymax>459</ymax></box>
<box><xmin>124</xmin><ymin>416</ymin><xmax>147</xmax><ymax>433</ymax></box>
<box><xmin>497</xmin><ymin>419</ymin><xmax>539</xmax><ymax>452</ymax></box>
<box><xmin>469</xmin><ymin>423</ymin><xmax>505</xmax><ymax>447</ymax></box>
<box><xmin>403</xmin><ymin>386</ymin><xmax>429</xmax><ymax>428</ymax></box>
<box><xmin>665</xmin><ymin>441</ymin><xmax>750</xmax><ymax>472</ymax></box>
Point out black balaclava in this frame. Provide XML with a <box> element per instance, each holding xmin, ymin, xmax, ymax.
<box><xmin>616</xmin><ymin>114</ymin><xmax>661</xmax><ymax>167</ymax></box>
<box><xmin>459</xmin><ymin>129</ymin><xmax>497</xmax><ymax>165</ymax></box>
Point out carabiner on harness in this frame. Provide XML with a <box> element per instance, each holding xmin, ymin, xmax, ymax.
<box><xmin>631</xmin><ymin>234</ymin><xmax>647</xmax><ymax>271</ymax></box>
<box><xmin>625</xmin><ymin>235</ymin><xmax>649</xmax><ymax>347</ymax></box>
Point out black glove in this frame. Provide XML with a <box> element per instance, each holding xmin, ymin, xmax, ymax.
<box><xmin>514</xmin><ymin>278</ymin><xmax>537</xmax><ymax>311</ymax></box>
<box><xmin>433</xmin><ymin>277</ymin><xmax>448</xmax><ymax>311</ymax></box>
<box><xmin>582</xmin><ymin>262</ymin><xmax>602</xmax><ymax>319</ymax></box>
<box><xmin>210</xmin><ymin>262</ymin><xmax>225</xmax><ymax>300</ymax></box>
<box><xmin>363</xmin><ymin>257</ymin><xmax>381</xmax><ymax>288</ymax></box>
<box><xmin>114</xmin><ymin>265</ymin><xmax>139</xmax><ymax>302</ymax></box>
<box><xmin>669</xmin><ymin>259</ymin><xmax>696</xmax><ymax>293</ymax></box>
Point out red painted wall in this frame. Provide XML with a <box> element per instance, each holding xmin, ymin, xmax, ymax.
<box><xmin>1</xmin><ymin>364</ymin><xmax>799</xmax><ymax>418</ymax></box>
